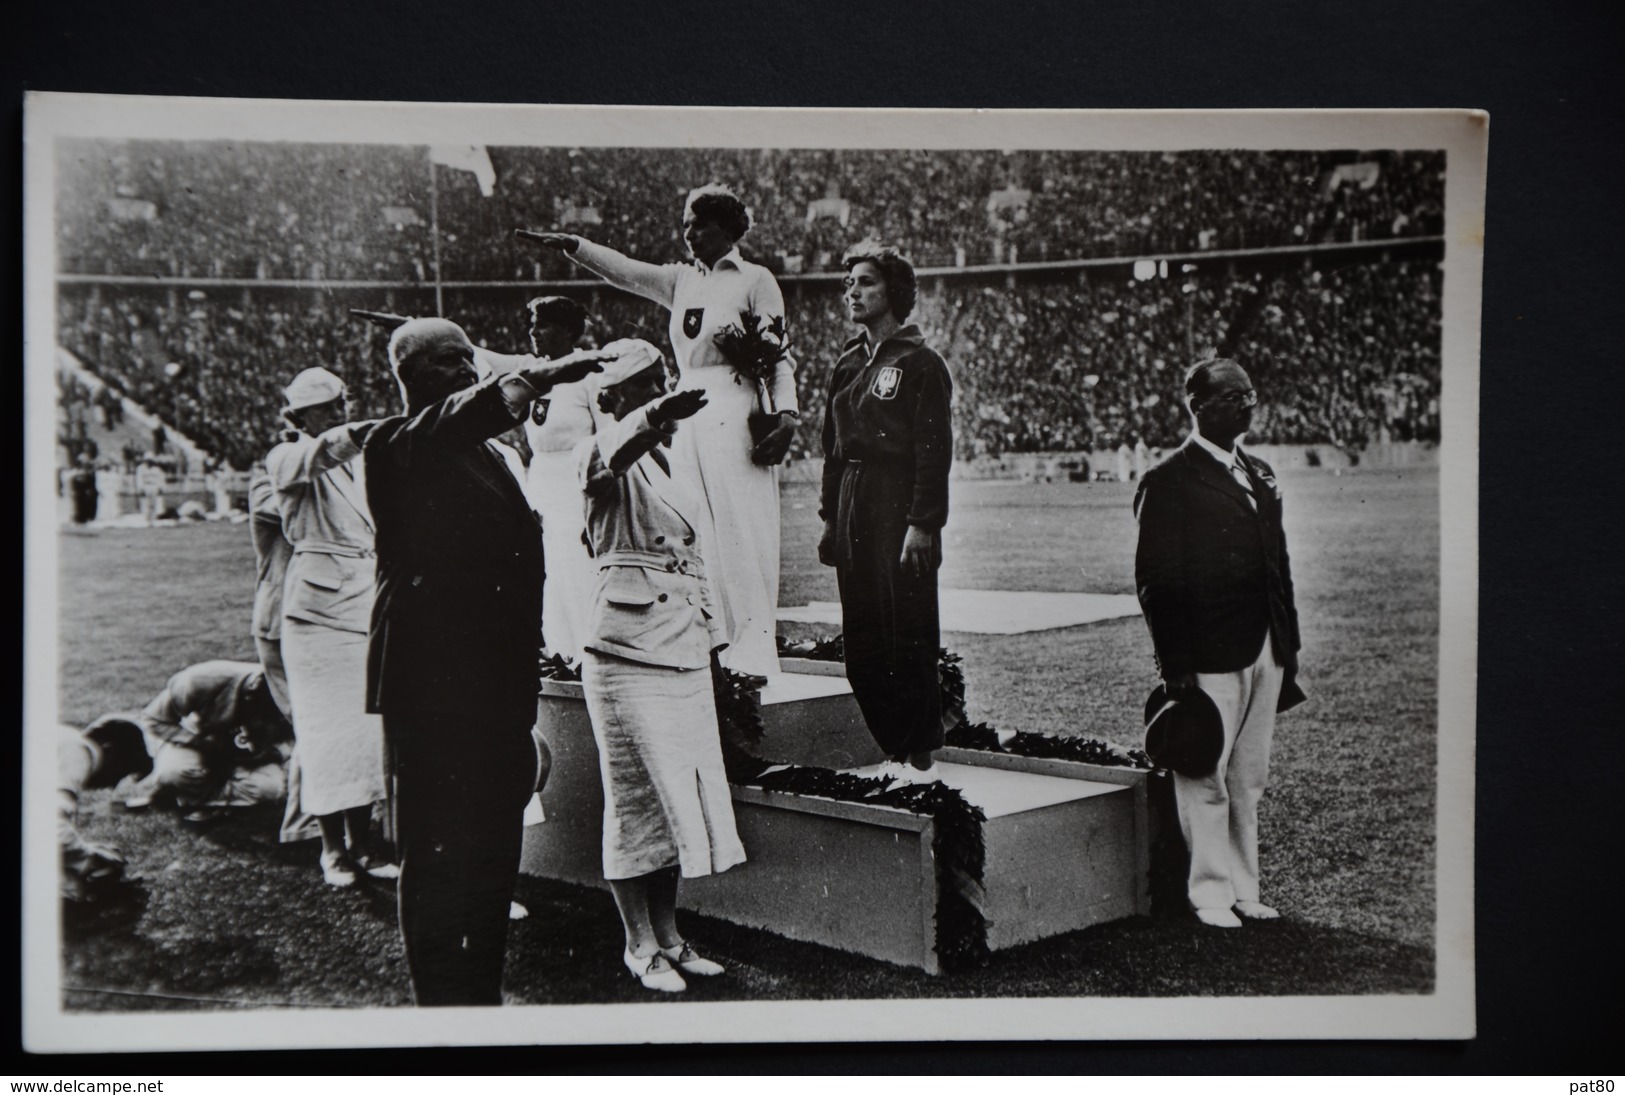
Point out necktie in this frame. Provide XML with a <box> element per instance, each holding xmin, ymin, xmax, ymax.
<box><xmin>1229</xmin><ymin>458</ymin><xmax>1256</xmax><ymax>507</ymax></box>
<box><xmin>647</xmin><ymin>447</ymin><xmax>671</xmax><ymax>477</ymax></box>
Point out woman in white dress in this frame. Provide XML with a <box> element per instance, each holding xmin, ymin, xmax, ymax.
<box><xmin>517</xmin><ymin>296</ymin><xmax>598</xmax><ymax>665</ymax></box>
<box><xmin>266</xmin><ymin>367</ymin><xmax>395</xmax><ymax>888</ymax></box>
<box><xmin>577</xmin><ymin>341</ymin><xmax>745</xmax><ymax>993</ymax></box>
<box><xmin>521</xmin><ymin>186</ymin><xmax>799</xmax><ymax>679</ymax></box>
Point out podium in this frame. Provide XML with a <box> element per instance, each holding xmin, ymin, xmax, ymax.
<box><xmin>521</xmin><ymin>668</ymin><xmax>1149</xmax><ymax>973</ymax></box>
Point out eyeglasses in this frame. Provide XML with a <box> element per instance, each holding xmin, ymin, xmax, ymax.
<box><xmin>1205</xmin><ymin>388</ymin><xmax>1258</xmax><ymax>409</ymax></box>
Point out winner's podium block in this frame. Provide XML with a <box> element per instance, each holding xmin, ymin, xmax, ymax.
<box><xmin>522</xmin><ymin>672</ymin><xmax>1149</xmax><ymax>973</ymax></box>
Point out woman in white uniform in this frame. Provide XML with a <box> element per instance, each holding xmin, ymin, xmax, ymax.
<box><xmin>577</xmin><ymin>340</ymin><xmax>746</xmax><ymax>993</ymax></box>
<box><xmin>266</xmin><ymin>367</ymin><xmax>395</xmax><ymax>888</ymax></box>
<box><xmin>522</xmin><ymin>186</ymin><xmax>799</xmax><ymax>679</ymax></box>
<box><xmin>517</xmin><ymin>296</ymin><xmax>598</xmax><ymax>664</ymax></box>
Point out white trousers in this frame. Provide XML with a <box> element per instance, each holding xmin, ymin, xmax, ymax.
<box><xmin>1175</xmin><ymin>634</ymin><xmax>1284</xmax><ymax>910</ymax></box>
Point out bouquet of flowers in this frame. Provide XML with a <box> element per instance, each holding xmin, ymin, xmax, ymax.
<box><xmin>712</xmin><ymin>310</ymin><xmax>791</xmax><ymax>454</ymax></box>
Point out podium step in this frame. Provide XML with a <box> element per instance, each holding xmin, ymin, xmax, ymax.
<box><xmin>522</xmin><ymin>678</ymin><xmax>1149</xmax><ymax>972</ymax></box>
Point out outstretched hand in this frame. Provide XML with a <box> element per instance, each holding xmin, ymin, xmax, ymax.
<box><xmin>523</xmin><ymin>348</ymin><xmax>615</xmax><ymax>393</ymax></box>
<box><xmin>650</xmin><ymin>389</ymin><xmax>709</xmax><ymax>428</ymax></box>
<box><xmin>514</xmin><ymin>229</ymin><xmax>580</xmax><ymax>254</ymax></box>
<box><xmin>350</xmin><ymin>309</ymin><xmax>413</xmax><ymax>330</ymax></box>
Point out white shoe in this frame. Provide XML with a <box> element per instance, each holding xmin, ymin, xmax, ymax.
<box><xmin>624</xmin><ymin>948</ymin><xmax>686</xmax><ymax>993</ymax></box>
<box><xmin>1234</xmin><ymin>901</ymin><xmax>1280</xmax><ymax>920</ymax></box>
<box><xmin>1195</xmin><ymin>907</ymin><xmax>1243</xmax><ymax>929</ymax></box>
<box><xmin>660</xmin><ymin>940</ymin><xmax>725</xmax><ymax>977</ymax></box>
<box><xmin>890</xmin><ymin>762</ymin><xmax>942</xmax><ymax>786</ymax></box>
<box><xmin>319</xmin><ymin>851</ymin><xmax>357</xmax><ymax>889</ymax></box>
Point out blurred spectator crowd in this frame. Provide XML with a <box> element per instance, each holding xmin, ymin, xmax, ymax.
<box><xmin>57</xmin><ymin>141</ymin><xmax>1445</xmax><ymax>280</ymax></box>
<box><xmin>57</xmin><ymin>255</ymin><xmax>1439</xmax><ymax>471</ymax></box>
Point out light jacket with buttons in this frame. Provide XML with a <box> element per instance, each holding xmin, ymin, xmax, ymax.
<box><xmin>577</xmin><ymin>405</ymin><xmax>725</xmax><ymax>671</ymax></box>
<box><xmin>266</xmin><ymin>422</ymin><xmax>378</xmax><ymax>634</ymax></box>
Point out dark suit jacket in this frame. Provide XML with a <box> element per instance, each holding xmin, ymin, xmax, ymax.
<box><xmin>364</xmin><ymin>380</ymin><xmax>545</xmax><ymax>729</ymax></box>
<box><xmin>1133</xmin><ymin>438</ymin><xmax>1301</xmax><ymax>680</ymax></box>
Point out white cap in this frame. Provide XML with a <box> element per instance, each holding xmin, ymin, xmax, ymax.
<box><xmin>593</xmin><ymin>339</ymin><xmax>665</xmax><ymax>389</ymax></box>
<box><xmin>282</xmin><ymin>367</ymin><xmax>346</xmax><ymax>412</ymax></box>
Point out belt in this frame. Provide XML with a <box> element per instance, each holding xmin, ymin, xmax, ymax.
<box><xmin>596</xmin><ymin>548</ymin><xmax>705</xmax><ymax>579</ymax></box>
<box><xmin>841</xmin><ymin>456</ymin><xmax>909</xmax><ymax>467</ymax></box>
<box><xmin>293</xmin><ymin>541</ymin><xmax>375</xmax><ymax>559</ymax></box>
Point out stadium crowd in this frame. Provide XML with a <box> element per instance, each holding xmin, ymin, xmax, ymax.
<box><xmin>58</xmin><ymin>141</ymin><xmax>1445</xmax><ymax>281</ymax></box>
<box><xmin>57</xmin><ymin>255</ymin><xmax>1439</xmax><ymax>471</ymax></box>
<box><xmin>54</xmin><ymin>141</ymin><xmax>1444</xmax><ymax>471</ymax></box>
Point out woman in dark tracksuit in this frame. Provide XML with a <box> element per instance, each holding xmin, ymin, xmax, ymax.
<box><xmin>817</xmin><ymin>243</ymin><xmax>953</xmax><ymax>784</ymax></box>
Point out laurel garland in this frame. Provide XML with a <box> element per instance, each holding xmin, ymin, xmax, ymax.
<box><xmin>945</xmin><ymin>719</ymin><xmax>1151</xmax><ymax>771</ymax></box>
<box><xmin>775</xmin><ymin>633</ymin><xmax>1185</xmax><ymax>915</ymax></box>
<box><xmin>740</xmin><ymin>764</ymin><xmax>991</xmax><ymax>972</ymax></box>
<box><xmin>712</xmin><ymin>663</ymin><xmax>772</xmax><ymax>782</ymax></box>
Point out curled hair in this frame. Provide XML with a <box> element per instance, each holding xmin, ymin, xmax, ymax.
<box><xmin>842</xmin><ymin>241</ymin><xmax>918</xmax><ymax>322</ymax></box>
<box><xmin>526</xmin><ymin>295</ymin><xmax>588</xmax><ymax>340</ymax></box>
<box><xmin>684</xmin><ymin>184</ymin><xmax>752</xmax><ymax>242</ymax></box>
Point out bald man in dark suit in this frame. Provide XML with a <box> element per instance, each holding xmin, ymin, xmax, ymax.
<box><xmin>364</xmin><ymin>318</ymin><xmax>608</xmax><ymax>1005</ymax></box>
<box><xmin>1134</xmin><ymin>357</ymin><xmax>1305</xmax><ymax>929</ymax></box>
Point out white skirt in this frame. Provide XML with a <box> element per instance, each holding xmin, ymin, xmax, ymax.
<box><xmin>581</xmin><ymin>649</ymin><xmax>746</xmax><ymax>881</ymax></box>
<box><xmin>528</xmin><ymin>448</ymin><xmax>594</xmax><ymax>663</ymax></box>
<box><xmin>281</xmin><ymin>619</ymin><xmax>387</xmax><ymax>816</ymax></box>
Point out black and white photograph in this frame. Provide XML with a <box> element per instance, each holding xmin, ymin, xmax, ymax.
<box><xmin>22</xmin><ymin>97</ymin><xmax>1484</xmax><ymax>1050</ymax></box>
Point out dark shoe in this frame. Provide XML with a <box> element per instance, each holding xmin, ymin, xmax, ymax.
<box><xmin>179</xmin><ymin>807</ymin><xmax>228</xmax><ymax>829</ymax></box>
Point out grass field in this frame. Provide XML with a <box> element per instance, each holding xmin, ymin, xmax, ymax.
<box><xmin>52</xmin><ymin>465</ymin><xmax>1440</xmax><ymax>1008</ymax></box>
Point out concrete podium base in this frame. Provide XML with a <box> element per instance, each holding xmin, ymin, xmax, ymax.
<box><xmin>522</xmin><ymin>674</ymin><xmax>1149</xmax><ymax>973</ymax></box>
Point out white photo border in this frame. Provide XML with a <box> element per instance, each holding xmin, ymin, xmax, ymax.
<box><xmin>22</xmin><ymin>94</ymin><xmax>1485</xmax><ymax>1051</ymax></box>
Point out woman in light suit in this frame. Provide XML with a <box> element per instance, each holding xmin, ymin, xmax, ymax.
<box><xmin>576</xmin><ymin>340</ymin><xmax>746</xmax><ymax>993</ymax></box>
<box><xmin>266</xmin><ymin>367</ymin><xmax>394</xmax><ymax>888</ymax></box>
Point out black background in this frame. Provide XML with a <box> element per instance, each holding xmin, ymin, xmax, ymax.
<box><xmin>9</xmin><ymin>0</ymin><xmax>1624</xmax><ymax>1077</ymax></box>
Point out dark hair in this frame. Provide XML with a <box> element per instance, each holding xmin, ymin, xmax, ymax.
<box><xmin>842</xmin><ymin>241</ymin><xmax>918</xmax><ymax>322</ymax></box>
<box><xmin>526</xmin><ymin>295</ymin><xmax>587</xmax><ymax>340</ymax></box>
<box><xmin>81</xmin><ymin>716</ymin><xmax>154</xmax><ymax>787</ymax></box>
<box><xmin>685</xmin><ymin>185</ymin><xmax>752</xmax><ymax>242</ymax></box>
<box><xmin>1184</xmin><ymin>357</ymin><xmax>1241</xmax><ymax>403</ymax></box>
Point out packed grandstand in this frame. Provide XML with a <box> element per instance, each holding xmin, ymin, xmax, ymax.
<box><xmin>53</xmin><ymin>141</ymin><xmax>1443</xmax><ymax>473</ymax></box>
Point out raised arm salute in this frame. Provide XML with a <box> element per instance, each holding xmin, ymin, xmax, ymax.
<box><xmin>519</xmin><ymin>184</ymin><xmax>797</xmax><ymax>679</ymax></box>
<box><xmin>362</xmin><ymin>317</ymin><xmax>607</xmax><ymax>1007</ymax></box>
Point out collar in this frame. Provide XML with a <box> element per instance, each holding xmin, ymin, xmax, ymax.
<box><xmin>845</xmin><ymin>323</ymin><xmax>926</xmax><ymax>358</ymax></box>
<box><xmin>1190</xmin><ymin>430</ymin><xmax>1247</xmax><ymax>471</ymax></box>
<box><xmin>697</xmin><ymin>247</ymin><xmax>745</xmax><ymax>274</ymax></box>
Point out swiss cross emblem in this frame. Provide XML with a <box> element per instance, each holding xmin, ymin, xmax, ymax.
<box><xmin>530</xmin><ymin>398</ymin><xmax>550</xmax><ymax>426</ymax></box>
<box><xmin>682</xmin><ymin>308</ymin><xmax>704</xmax><ymax>339</ymax></box>
<box><xmin>871</xmin><ymin>366</ymin><xmax>902</xmax><ymax>399</ymax></box>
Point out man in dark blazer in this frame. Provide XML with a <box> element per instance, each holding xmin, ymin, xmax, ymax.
<box><xmin>1134</xmin><ymin>357</ymin><xmax>1305</xmax><ymax>930</ymax></box>
<box><xmin>365</xmin><ymin>317</ymin><xmax>607</xmax><ymax>1005</ymax></box>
